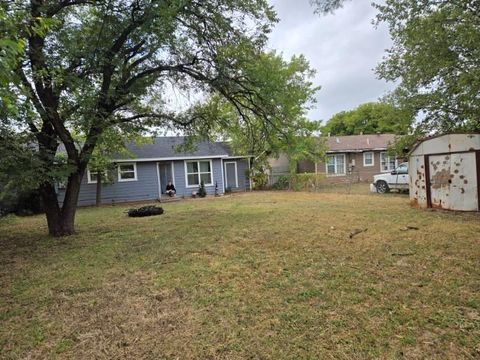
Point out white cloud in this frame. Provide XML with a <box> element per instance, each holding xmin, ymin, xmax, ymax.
<box><xmin>268</xmin><ymin>0</ymin><xmax>395</xmax><ymax>123</ymax></box>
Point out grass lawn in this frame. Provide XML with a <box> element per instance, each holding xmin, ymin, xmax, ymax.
<box><xmin>1</xmin><ymin>188</ymin><xmax>479</xmax><ymax>359</ymax></box>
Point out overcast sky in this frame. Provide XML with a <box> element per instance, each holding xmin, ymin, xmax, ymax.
<box><xmin>267</xmin><ymin>0</ymin><xmax>395</xmax><ymax>124</ymax></box>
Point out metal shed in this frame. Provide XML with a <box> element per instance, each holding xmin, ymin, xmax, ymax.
<box><xmin>409</xmin><ymin>133</ymin><xmax>480</xmax><ymax>211</ymax></box>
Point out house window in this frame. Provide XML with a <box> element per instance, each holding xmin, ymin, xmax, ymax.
<box><xmin>380</xmin><ymin>152</ymin><xmax>396</xmax><ymax>172</ymax></box>
<box><xmin>118</xmin><ymin>163</ymin><xmax>137</xmax><ymax>182</ymax></box>
<box><xmin>326</xmin><ymin>154</ymin><xmax>346</xmax><ymax>176</ymax></box>
<box><xmin>87</xmin><ymin>169</ymin><xmax>107</xmax><ymax>184</ymax></box>
<box><xmin>186</xmin><ymin>160</ymin><xmax>213</xmax><ymax>187</ymax></box>
<box><xmin>363</xmin><ymin>152</ymin><xmax>374</xmax><ymax>167</ymax></box>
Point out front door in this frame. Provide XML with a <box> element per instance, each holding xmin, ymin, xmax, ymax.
<box><xmin>158</xmin><ymin>162</ymin><xmax>174</xmax><ymax>194</ymax></box>
<box><xmin>224</xmin><ymin>162</ymin><xmax>238</xmax><ymax>189</ymax></box>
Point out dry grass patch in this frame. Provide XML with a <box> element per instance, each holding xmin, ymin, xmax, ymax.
<box><xmin>1</xmin><ymin>189</ymin><xmax>479</xmax><ymax>359</ymax></box>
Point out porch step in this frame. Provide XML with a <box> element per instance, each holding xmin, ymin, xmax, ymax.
<box><xmin>158</xmin><ymin>196</ymin><xmax>182</xmax><ymax>203</ymax></box>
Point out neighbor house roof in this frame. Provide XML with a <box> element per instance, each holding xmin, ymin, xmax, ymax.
<box><xmin>116</xmin><ymin>136</ymin><xmax>235</xmax><ymax>162</ymax></box>
<box><xmin>325</xmin><ymin>134</ymin><xmax>396</xmax><ymax>153</ymax></box>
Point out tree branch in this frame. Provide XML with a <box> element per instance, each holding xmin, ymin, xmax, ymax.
<box><xmin>109</xmin><ymin>112</ymin><xmax>194</xmax><ymax>127</ymax></box>
<box><xmin>27</xmin><ymin>1</ymin><xmax>79</xmax><ymax>162</ymax></box>
<box><xmin>46</xmin><ymin>0</ymin><xmax>95</xmax><ymax>17</ymax></box>
<box><xmin>16</xmin><ymin>68</ymin><xmax>43</xmax><ymax>134</ymax></box>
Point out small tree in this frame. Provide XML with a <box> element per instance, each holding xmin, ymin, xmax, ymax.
<box><xmin>188</xmin><ymin>53</ymin><xmax>323</xmax><ymax>187</ymax></box>
<box><xmin>285</xmin><ymin>131</ymin><xmax>326</xmax><ymax>177</ymax></box>
<box><xmin>198</xmin><ymin>180</ymin><xmax>207</xmax><ymax>198</ymax></box>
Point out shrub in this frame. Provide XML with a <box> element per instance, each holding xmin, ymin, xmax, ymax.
<box><xmin>198</xmin><ymin>180</ymin><xmax>207</xmax><ymax>198</ymax></box>
<box><xmin>291</xmin><ymin>173</ymin><xmax>325</xmax><ymax>191</ymax></box>
<box><xmin>251</xmin><ymin>171</ymin><xmax>269</xmax><ymax>190</ymax></box>
<box><xmin>0</xmin><ymin>189</ymin><xmax>43</xmax><ymax>217</ymax></box>
<box><xmin>270</xmin><ymin>173</ymin><xmax>325</xmax><ymax>192</ymax></box>
<box><xmin>127</xmin><ymin>206</ymin><xmax>164</xmax><ymax>217</ymax></box>
<box><xmin>272</xmin><ymin>175</ymin><xmax>289</xmax><ymax>190</ymax></box>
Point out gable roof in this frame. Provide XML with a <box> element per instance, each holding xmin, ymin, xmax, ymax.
<box><xmin>325</xmin><ymin>134</ymin><xmax>396</xmax><ymax>153</ymax></box>
<box><xmin>117</xmin><ymin>137</ymin><xmax>233</xmax><ymax>162</ymax></box>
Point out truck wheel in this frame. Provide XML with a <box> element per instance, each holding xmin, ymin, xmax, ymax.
<box><xmin>376</xmin><ymin>180</ymin><xmax>389</xmax><ymax>193</ymax></box>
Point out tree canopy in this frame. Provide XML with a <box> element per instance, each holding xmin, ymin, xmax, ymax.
<box><xmin>374</xmin><ymin>0</ymin><xmax>480</xmax><ymax>133</ymax></box>
<box><xmin>185</xmin><ymin>52</ymin><xmax>323</xmax><ymax>168</ymax></box>
<box><xmin>321</xmin><ymin>102</ymin><xmax>413</xmax><ymax>136</ymax></box>
<box><xmin>313</xmin><ymin>0</ymin><xmax>480</xmax><ymax>134</ymax></box>
<box><xmin>310</xmin><ymin>0</ymin><xmax>351</xmax><ymax>14</ymax></box>
<box><xmin>1</xmin><ymin>0</ymin><xmax>320</xmax><ymax>236</ymax></box>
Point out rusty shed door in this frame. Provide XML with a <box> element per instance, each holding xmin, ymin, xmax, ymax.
<box><xmin>428</xmin><ymin>152</ymin><xmax>479</xmax><ymax>210</ymax></box>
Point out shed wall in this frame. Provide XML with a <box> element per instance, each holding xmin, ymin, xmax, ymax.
<box><xmin>409</xmin><ymin>134</ymin><xmax>480</xmax><ymax>211</ymax></box>
<box><xmin>410</xmin><ymin>134</ymin><xmax>480</xmax><ymax>156</ymax></box>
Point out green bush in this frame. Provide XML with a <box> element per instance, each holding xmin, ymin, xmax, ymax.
<box><xmin>297</xmin><ymin>173</ymin><xmax>326</xmax><ymax>191</ymax></box>
<box><xmin>251</xmin><ymin>172</ymin><xmax>269</xmax><ymax>190</ymax></box>
<box><xmin>272</xmin><ymin>175</ymin><xmax>289</xmax><ymax>190</ymax></box>
<box><xmin>272</xmin><ymin>173</ymin><xmax>325</xmax><ymax>192</ymax></box>
<box><xmin>0</xmin><ymin>189</ymin><xmax>43</xmax><ymax>217</ymax></box>
<box><xmin>198</xmin><ymin>180</ymin><xmax>207</xmax><ymax>198</ymax></box>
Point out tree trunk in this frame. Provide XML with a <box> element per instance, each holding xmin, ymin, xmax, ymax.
<box><xmin>40</xmin><ymin>183</ymin><xmax>65</xmax><ymax>236</ymax></box>
<box><xmin>96</xmin><ymin>172</ymin><xmax>102</xmax><ymax>207</ymax></box>
<box><xmin>40</xmin><ymin>172</ymin><xmax>83</xmax><ymax>237</ymax></box>
<box><xmin>40</xmin><ymin>183</ymin><xmax>77</xmax><ymax>237</ymax></box>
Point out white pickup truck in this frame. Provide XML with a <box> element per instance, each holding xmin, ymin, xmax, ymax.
<box><xmin>371</xmin><ymin>162</ymin><xmax>409</xmax><ymax>193</ymax></box>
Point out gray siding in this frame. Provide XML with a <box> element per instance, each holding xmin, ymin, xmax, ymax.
<box><xmin>212</xmin><ymin>159</ymin><xmax>224</xmax><ymax>193</ymax></box>
<box><xmin>58</xmin><ymin>157</ymin><xmax>251</xmax><ymax>206</ymax></box>
<box><xmin>171</xmin><ymin>158</ymin><xmax>224</xmax><ymax>197</ymax></box>
<box><xmin>236</xmin><ymin>159</ymin><xmax>251</xmax><ymax>190</ymax></box>
<box><xmin>228</xmin><ymin>159</ymin><xmax>250</xmax><ymax>191</ymax></box>
<box><xmin>58</xmin><ymin>162</ymin><xmax>159</xmax><ymax>207</ymax></box>
<box><xmin>221</xmin><ymin>159</ymin><xmax>250</xmax><ymax>191</ymax></box>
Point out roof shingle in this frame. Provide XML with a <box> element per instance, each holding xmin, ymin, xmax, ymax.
<box><xmin>325</xmin><ymin>134</ymin><xmax>396</xmax><ymax>152</ymax></box>
<box><xmin>121</xmin><ymin>137</ymin><xmax>232</xmax><ymax>160</ymax></box>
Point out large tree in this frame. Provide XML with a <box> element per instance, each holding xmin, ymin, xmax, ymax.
<box><xmin>1</xmin><ymin>1</ymin><xmax>318</xmax><ymax>236</ymax></box>
<box><xmin>312</xmin><ymin>0</ymin><xmax>480</xmax><ymax>133</ymax></box>
<box><xmin>321</xmin><ymin>102</ymin><xmax>413</xmax><ymax>136</ymax></box>
<box><xmin>374</xmin><ymin>0</ymin><xmax>480</xmax><ymax>132</ymax></box>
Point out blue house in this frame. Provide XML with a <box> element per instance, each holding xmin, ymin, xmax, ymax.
<box><xmin>58</xmin><ymin>137</ymin><xmax>251</xmax><ymax>207</ymax></box>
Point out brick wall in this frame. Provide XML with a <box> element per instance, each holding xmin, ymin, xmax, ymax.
<box><xmin>298</xmin><ymin>151</ymin><xmax>390</xmax><ymax>183</ymax></box>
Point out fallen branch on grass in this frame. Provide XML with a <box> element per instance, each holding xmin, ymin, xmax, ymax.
<box><xmin>400</xmin><ymin>226</ymin><xmax>419</xmax><ymax>231</ymax></box>
<box><xmin>349</xmin><ymin>228</ymin><xmax>367</xmax><ymax>239</ymax></box>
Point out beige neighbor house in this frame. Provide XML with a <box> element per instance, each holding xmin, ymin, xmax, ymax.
<box><xmin>266</xmin><ymin>153</ymin><xmax>290</xmax><ymax>185</ymax></box>
<box><xmin>297</xmin><ymin>134</ymin><xmax>399</xmax><ymax>183</ymax></box>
